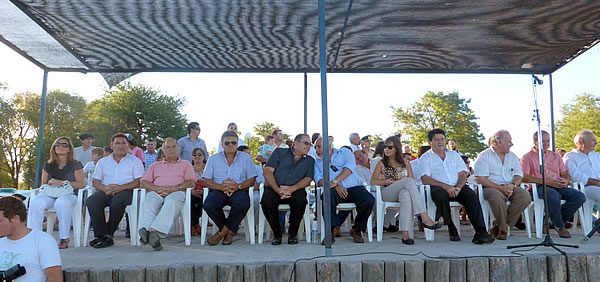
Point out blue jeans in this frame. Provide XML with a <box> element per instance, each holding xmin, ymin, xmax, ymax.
<box><xmin>322</xmin><ymin>186</ymin><xmax>374</xmax><ymax>232</ymax></box>
<box><xmin>537</xmin><ymin>186</ymin><xmax>586</xmax><ymax>228</ymax></box>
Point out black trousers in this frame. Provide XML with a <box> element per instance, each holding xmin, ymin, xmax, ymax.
<box><xmin>191</xmin><ymin>195</ymin><xmax>203</xmax><ymax>225</ymax></box>
<box><xmin>87</xmin><ymin>190</ymin><xmax>133</xmax><ymax>237</ymax></box>
<box><xmin>323</xmin><ymin>186</ymin><xmax>374</xmax><ymax>232</ymax></box>
<box><xmin>260</xmin><ymin>187</ymin><xmax>307</xmax><ymax>237</ymax></box>
<box><xmin>203</xmin><ymin>189</ymin><xmax>250</xmax><ymax>233</ymax></box>
<box><xmin>429</xmin><ymin>185</ymin><xmax>485</xmax><ymax>232</ymax></box>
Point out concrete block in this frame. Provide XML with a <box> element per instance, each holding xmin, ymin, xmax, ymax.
<box><xmin>340</xmin><ymin>260</ymin><xmax>361</xmax><ymax>282</ymax></box>
<box><xmin>266</xmin><ymin>261</ymin><xmax>294</xmax><ymax>282</ymax></box>
<box><xmin>218</xmin><ymin>263</ymin><xmax>243</xmax><ymax>282</ymax></box>
<box><xmin>404</xmin><ymin>259</ymin><xmax>425</xmax><ymax>282</ymax></box>
<box><xmin>194</xmin><ymin>263</ymin><xmax>218</xmax><ymax>282</ymax></box>
<box><xmin>546</xmin><ymin>255</ymin><xmax>566</xmax><ymax>282</ymax></box>
<box><xmin>317</xmin><ymin>260</ymin><xmax>340</xmax><ymax>282</ymax></box>
<box><xmin>508</xmin><ymin>256</ymin><xmax>528</xmax><ymax>282</ymax></box>
<box><xmin>488</xmin><ymin>257</ymin><xmax>510</xmax><ymax>282</ymax></box>
<box><xmin>362</xmin><ymin>260</ymin><xmax>384</xmax><ymax>282</ymax></box>
<box><xmin>145</xmin><ymin>265</ymin><xmax>168</xmax><ymax>282</ymax></box>
<box><xmin>467</xmin><ymin>258</ymin><xmax>489</xmax><ymax>282</ymax></box>
<box><xmin>425</xmin><ymin>259</ymin><xmax>449</xmax><ymax>282</ymax></box>
<box><xmin>64</xmin><ymin>267</ymin><xmax>89</xmax><ymax>282</ymax></box>
<box><xmin>168</xmin><ymin>263</ymin><xmax>194</xmax><ymax>282</ymax></box>
<box><xmin>449</xmin><ymin>259</ymin><xmax>466</xmax><ymax>282</ymax></box>
<box><xmin>295</xmin><ymin>260</ymin><xmax>317</xmax><ymax>282</ymax></box>
<box><xmin>586</xmin><ymin>255</ymin><xmax>600</xmax><ymax>282</ymax></box>
<box><xmin>527</xmin><ymin>255</ymin><xmax>547</xmax><ymax>282</ymax></box>
<box><xmin>88</xmin><ymin>267</ymin><xmax>114</xmax><ymax>282</ymax></box>
<box><xmin>384</xmin><ymin>260</ymin><xmax>404</xmax><ymax>282</ymax></box>
<box><xmin>118</xmin><ymin>266</ymin><xmax>145</xmax><ymax>282</ymax></box>
<box><xmin>244</xmin><ymin>263</ymin><xmax>266</xmax><ymax>282</ymax></box>
<box><xmin>567</xmin><ymin>255</ymin><xmax>587</xmax><ymax>282</ymax></box>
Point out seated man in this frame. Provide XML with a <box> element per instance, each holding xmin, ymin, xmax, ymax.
<box><xmin>261</xmin><ymin>134</ymin><xmax>315</xmax><ymax>245</ymax></box>
<box><xmin>138</xmin><ymin>138</ymin><xmax>196</xmax><ymax>251</ymax></box>
<box><xmin>521</xmin><ymin>130</ymin><xmax>586</xmax><ymax>238</ymax></box>
<box><xmin>418</xmin><ymin>129</ymin><xmax>494</xmax><ymax>244</ymax></box>
<box><xmin>474</xmin><ymin>130</ymin><xmax>531</xmax><ymax>240</ymax></box>
<box><xmin>203</xmin><ymin>131</ymin><xmax>257</xmax><ymax>245</ymax></box>
<box><xmin>314</xmin><ymin>137</ymin><xmax>375</xmax><ymax>243</ymax></box>
<box><xmin>564</xmin><ymin>130</ymin><xmax>600</xmax><ymax>206</ymax></box>
<box><xmin>88</xmin><ymin>133</ymin><xmax>144</xmax><ymax>248</ymax></box>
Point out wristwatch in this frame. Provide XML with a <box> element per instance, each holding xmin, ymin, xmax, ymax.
<box><xmin>179</xmin><ymin>185</ymin><xmax>183</xmax><ymax>191</ymax></box>
<box><xmin>333</xmin><ymin>179</ymin><xmax>339</xmax><ymax>185</ymax></box>
<box><xmin>238</xmin><ymin>184</ymin><xmax>242</xmax><ymax>190</ymax></box>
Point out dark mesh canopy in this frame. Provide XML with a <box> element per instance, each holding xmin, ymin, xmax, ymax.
<box><xmin>2</xmin><ymin>0</ymin><xmax>600</xmax><ymax>80</ymax></box>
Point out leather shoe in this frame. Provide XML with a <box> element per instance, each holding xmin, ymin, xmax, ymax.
<box><xmin>496</xmin><ymin>231</ymin><xmax>507</xmax><ymax>240</ymax></box>
<box><xmin>402</xmin><ymin>238</ymin><xmax>415</xmax><ymax>245</ymax></box>
<box><xmin>422</xmin><ymin>222</ymin><xmax>442</xmax><ymax>230</ymax></box>
<box><xmin>384</xmin><ymin>225</ymin><xmax>399</xmax><ymax>232</ymax></box>
<box><xmin>93</xmin><ymin>236</ymin><xmax>114</xmax><ymax>249</ymax></box>
<box><xmin>139</xmin><ymin>228</ymin><xmax>149</xmax><ymax>245</ymax></box>
<box><xmin>207</xmin><ymin>232</ymin><xmax>224</xmax><ymax>246</ymax></box>
<box><xmin>272</xmin><ymin>234</ymin><xmax>282</xmax><ymax>245</ymax></box>
<box><xmin>89</xmin><ymin>237</ymin><xmax>102</xmax><ymax>247</ymax></box>
<box><xmin>472</xmin><ymin>230</ymin><xmax>495</xmax><ymax>244</ymax></box>
<box><xmin>449</xmin><ymin>228</ymin><xmax>461</xmax><ymax>241</ymax></box>
<box><xmin>350</xmin><ymin>228</ymin><xmax>364</xmax><ymax>243</ymax></box>
<box><xmin>148</xmin><ymin>231</ymin><xmax>163</xmax><ymax>251</ymax></box>
<box><xmin>514</xmin><ymin>222</ymin><xmax>527</xmax><ymax>230</ymax></box>
<box><xmin>222</xmin><ymin>231</ymin><xmax>233</xmax><ymax>245</ymax></box>
<box><xmin>557</xmin><ymin>228</ymin><xmax>572</xmax><ymax>238</ymax></box>
<box><xmin>333</xmin><ymin>227</ymin><xmax>342</xmax><ymax>237</ymax></box>
<box><xmin>491</xmin><ymin>225</ymin><xmax>499</xmax><ymax>237</ymax></box>
<box><xmin>288</xmin><ymin>236</ymin><xmax>299</xmax><ymax>245</ymax></box>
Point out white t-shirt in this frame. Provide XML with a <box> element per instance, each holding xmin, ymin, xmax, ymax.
<box><xmin>74</xmin><ymin>146</ymin><xmax>95</xmax><ymax>167</ymax></box>
<box><xmin>0</xmin><ymin>229</ymin><xmax>61</xmax><ymax>282</ymax></box>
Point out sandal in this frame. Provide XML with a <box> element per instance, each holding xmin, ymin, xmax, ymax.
<box><xmin>58</xmin><ymin>238</ymin><xmax>69</xmax><ymax>249</ymax></box>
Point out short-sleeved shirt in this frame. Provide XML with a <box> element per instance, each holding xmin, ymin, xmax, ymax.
<box><xmin>130</xmin><ymin>146</ymin><xmax>145</xmax><ymax>165</ymax></box>
<box><xmin>0</xmin><ymin>229</ymin><xmax>61</xmax><ymax>282</ymax></box>
<box><xmin>314</xmin><ymin>147</ymin><xmax>362</xmax><ymax>188</ymax></box>
<box><xmin>563</xmin><ymin>149</ymin><xmax>600</xmax><ymax>185</ymax></box>
<box><xmin>259</xmin><ymin>144</ymin><xmax>274</xmax><ymax>159</ymax></box>
<box><xmin>203</xmin><ymin>151</ymin><xmax>257</xmax><ymax>184</ymax></box>
<box><xmin>74</xmin><ymin>146</ymin><xmax>95</xmax><ymax>167</ymax></box>
<box><xmin>141</xmin><ymin>159</ymin><xmax>196</xmax><ymax>186</ymax></box>
<box><xmin>521</xmin><ymin>148</ymin><xmax>566</xmax><ymax>180</ymax></box>
<box><xmin>418</xmin><ymin>149</ymin><xmax>468</xmax><ymax>186</ymax></box>
<box><xmin>265</xmin><ymin>148</ymin><xmax>315</xmax><ymax>187</ymax></box>
<box><xmin>144</xmin><ymin>150</ymin><xmax>157</xmax><ymax>170</ymax></box>
<box><xmin>178</xmin><ymin>135</ymin><xmax>208</xmax><ymax>164</ymax></box>
<box><xmin>255</xmin><ymin>165</ymin><xmax>265</xmax><ymax>185</ymax></box>
<box><xmin>43</xmin><ymin>161</ymin><xmax>84</xmax><ymax>182</ymax></box>
<box><xmin>474</xmin><ymin>148</ymin><xmax>523</xmax><ymax>185</ymax></box>
<box><xmin>350</xmin><ymin>144</ymin><xmax>361</xmax><ymax>152</ymax></box>
<box><xmin>93</xmin><ymin>154</ymin><xmax>145</xmax><ymax>185</ymax></box>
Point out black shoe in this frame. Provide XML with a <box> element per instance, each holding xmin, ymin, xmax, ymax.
<box><xmin>402</xmin><ymin>238</ymin><xmax>415</xmax><ymax>245</ymax></box>
<box><xmin>93</xmin><ymin>236</ymin><xmax>114</xmax><ymax>249</ymax></box>
<box><xmin>139</xmin><ymin>228</ymin><xmax>149</xmax><ymax>246</ymax></box>
<box><xmin>288</xmin><ymin>236</ymin><xmax>299</xmax><ymax>245</ymax></box>
<box><xmin>384</xmin><ymin>225</ymin><xmax>399</xmax><ymax>232</ymax></box>
<box><xmin>271</xmin><ymin>234</ymin><xmax>282</xmax><ymax>245</ymax></box>
<box><xmin>449</xmin><ymin>228</ymin><xmax>461</xmax><ymax>241</ymax></box>
<box><xmin>514</xmin><ymin>222</ymin><xmax>527</xmax><ymax>231</ymax></box>
<box><xmin>89</xmin><ymin>237</ymin><xmax>102</xmax><ymax>247</ymax></box>
<box><xmin>423</xmin><ymin>222</ymin><xmax>442</xmax><ymax>230</ymax></box>
<box><xmin>148</xmin><ymin>231</ymin><xmax>163</xmax><ymax>251</ymax></box>
<box><xmin>472</xmin><ymin>230</ymin><xmax>495</xmax><ymax>244</ymax></box>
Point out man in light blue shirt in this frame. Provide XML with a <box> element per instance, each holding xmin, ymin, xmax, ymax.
<box><xmin>203</xmin><ymin>131</ymin><xmax>257</xmax><ymax>245</ymax></box>
<box><xmin>314</xmin><ymin>137</ymin><xmax>374</xmax><ymax>243</ymax></box>
<box><xmin>178</xmin><ymin>122</ymin><xmax>208</xmax><ymax>164</ymax></box>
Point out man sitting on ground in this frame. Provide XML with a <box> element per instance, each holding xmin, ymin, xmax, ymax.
<box><xmin>138</xmin><ymin>138</ymin><xmax>196</xmax><ymax>251</ymax></box>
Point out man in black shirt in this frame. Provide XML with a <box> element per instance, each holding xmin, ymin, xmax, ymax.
<box><xmin>261</xmin><ymin>134</ymin><xmax>315</xmax><ymax>245</ymax></box>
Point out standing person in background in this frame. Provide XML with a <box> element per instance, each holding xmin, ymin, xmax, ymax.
<box><xmin>74</xmin><ymin>133</ymin><xmax>95</xmax><ymax>165</ymax></box>
<box><xmin>360</xmin><ymin>136</ymin><xmax>373</xmax><ymax>158</ymax></box>
<box><xmin>308</xmin><ymin>133</ymin><xmax>321</xmax><ymax>160</ymax></box>
<box><xmin>349</xmin><ymin>133</ymin><xmax>361</xmax><ymax>152</ymax></box>
<box><xmin>448</xmin><ymin>138</ymin><xmax>464</xmax><ymax>156</ymax></box>
<box><xmin>403</xmin><ymin>144</ymin><xmax>417</xmax><ymax>160</ymax></box>
<box><xmin>125</xmin><ymin>133</ymin><xmax>145</xmax><ymax>167</ymax></box>
<box><xmin>217</xmin><ymin>123</ymin><xmax>247</xmax><ymax>153</ymax></box>
<box><xmin>144</xmin><ymin>138</ymin><xmax>158</xmax><ymax>170</ymax></box>
<box><xmin>178</xmin><ymin>122</ymin><xmax>208</xmax><ymax>164</ymax></box>
<box><xmin>257</xmin><ymin>129</ymin><xmax>289</xmax><ymax>163</ymax></box>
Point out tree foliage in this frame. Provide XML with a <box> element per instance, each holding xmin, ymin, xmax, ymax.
<box><xmin>392</xmin><ymin>91</ymin><xmax>486</xmax><ymax>158</ymax></box>
<box><xmin>555</xmin><ymin>94</ymin><xmax>600</xmax><ymax>153</ymax></box>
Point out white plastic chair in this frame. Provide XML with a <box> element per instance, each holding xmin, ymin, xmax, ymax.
<box><xmin>575</xmin><ymin>182</ymin><xmax>597</xmax><ymax>234</ymax></box>
<box><xmin>528</xmin><ymin>183</ymin><xmax>582</xmax><ymax>238</ymax></box>
<box><xmin>316</xmin><ymin>187</ymin><xmax>373</xmax><ymax>243</ymax></box>
<box><xmin>475</xmin><ymin>183</ymin><xmax>532</xmax><ymax>238</ymax></box>
<box><xmin>257</xmin><ymin>185</ymin><xmax>311</xmax><ymax>244</ymax></box>
<box><xmin>373</xmin><ymin>185</ymin><xmax>417</xmax><ymax>242</ymax></box>
<box><xmin>422</xmin><ymin>184</ymin><xmax>465</xmax><ymax>241</ymax></box>
<box><xmin>200</xmin><ymin>187</ymin><xmax>255</xmax><ymax>245</ymax></box>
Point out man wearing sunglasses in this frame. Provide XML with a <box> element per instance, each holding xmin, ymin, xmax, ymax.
<box><xmin>178</xmin><ymin>122</ymin><xmax>208</xmax><ymax>164</ymax></box>
<box><xmin>261</xmin><ymin>134</ymin><xmax>315</xmax><ymax>245</ymax></box>
<box><xmin>203</xmin><ymin>131</ymin><xmax>257</xmax><ymax>245</ymax></box>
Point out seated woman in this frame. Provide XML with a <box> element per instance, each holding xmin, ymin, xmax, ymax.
<box><xmin>190</xmin><ymin>147</ymin><xmax>207</xmax><ymax>236</ymax></box>
<box><xmin>370</xmin><ymin>136</ymin><xmax>440</xmax><ymax>245</ymax></box>
<box><xmin>28</xmin><ymin>136</ymin><xmax>85</xmax><ymax>249</ymax></box>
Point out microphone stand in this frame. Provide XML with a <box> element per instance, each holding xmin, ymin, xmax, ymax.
<box><xmin>507</xmin><ymin>75</ymin><xmax>578</xmax><ymax>255</ymax></box>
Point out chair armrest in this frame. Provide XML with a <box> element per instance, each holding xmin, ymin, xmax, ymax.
<box><xmin>375</xmin><ymin>186</ymin><xmax>383</xmax><ymax>203</ymax></box>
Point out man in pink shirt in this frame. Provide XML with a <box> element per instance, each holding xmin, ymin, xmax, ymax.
<box><xmin>138</xmin><ymin>137</ymin><xmax>196</xmax><ymax>251</ymax></box>
<box><xmin>521</xmin><ymin>130</ymin><xmax>585</xmax><ymax>238</ymax></box>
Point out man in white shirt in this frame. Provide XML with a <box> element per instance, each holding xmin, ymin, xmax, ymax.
<box><xmin>74</xmin><ymin>133</ymin><xmax>95</xmax><ymax>166</ymax></box>
<box><xmin>474</xmin><ymin>130</ymin><xmax>531</xmax><ymax>240</ymax></box>
<box><xmin>349</xmin><ymin>133</ymin><xmax>361</xmax><ymax>152</ymax></box>
<box><xmin>418</xmin><ymin>129</ymin><xmax>494</xmax><ymax>244</ymax></box>
<box><xmin>88</xmin><ymin>133</ymin><xmax>145</xmax><ymax>248</ymax></box>
<box><xmin>564</xmin><ymin>130</ymin><xmax>600</xmax><ymax>203</ymax></box>
<box><xmin>217</xmin><ymin>123</ymin><xmax>247</xmax><ymax>153</ymax></box>
<box><xmin>0</xmin><ymin>196</ymin><xmax>62</xmax><ymax>282</ymax></box>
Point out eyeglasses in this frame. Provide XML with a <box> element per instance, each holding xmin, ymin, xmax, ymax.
<box><xmin>224</xmin><ymin>141</ymin><xmax>238</xmax><ymax>146</ymax></box>
<box><xmin>193</xmin><ymin>127</ymin><xmax>201</xmax><ymax>131</ymax></box>
<box><xmin>384</xmin><ymin>145</ymin><xmax>395</xmax><ymax>150</ymax></box>
<box><xmin>297</xmin><ymin>141</ymin><xmax>311</xmax><ymax>146</ymax></box>
<box><xmin>192</xmin><ymin>153</ymin><xmax>204</xmax><ymax>157</ymax></box>
<box><xmin>55</xmin><ymin>142</ymin><xmax>70</xmax><ymax>148</ymax></box>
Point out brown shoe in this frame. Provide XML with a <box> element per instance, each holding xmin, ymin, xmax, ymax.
<box><xmin>350</xmin><ymin>228</ymin><xmax>364</xmax><ymax>243</ymax></box>
<box><xmin>496</xmin><ymin>230</ymin><xmax>507</xmax><ymax>240</ymax></box>
<box><xmin>565</xmin><ymin>222</ymin><xmax>573</xmax><ymax>229</ymax></box>
<box><xmin>207</xmin><ymin>232</ymin><xmax>224</xmax><ymax>246</ymax></box>
<box><xmin>491</xmin><ymin>225</ymin><xmax>499</xmax><ymax>237</ymax></box>
<box><xmin>557</xmin><ymin>228</ymin><xmax>571</xmax><ymax>238</ymax></box>
<box><xmin>222</xmin><ymin>231</ymin><xmax>233</xmax><ymax>245</ymax></box>
<box><xmin>333</xmin><ymin>227</ymin><xmax>342</xmax><ymax>237</ymax></box>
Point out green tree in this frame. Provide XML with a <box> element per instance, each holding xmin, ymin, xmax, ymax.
<box><xmin>82</xmin><ymin>82</ymin><xmax>188</xmax><ymax>148</ymax></box>
<box><xmin>555</xmin><ymin>94</ymin><xmax>600</xmax><ymax>153</ymax></box>
<box><xmin>392</xmin><ymin>91</ymin><xmax>486</xmax><ymax>158</ymax></box>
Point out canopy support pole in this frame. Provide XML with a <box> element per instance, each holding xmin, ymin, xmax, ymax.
<box><xmin>549</xmin><ymin>73</ymin><xmax>556</xmax><ymax>151</ymax></box>
<box><xmin>304</xmin><ymin>72</ymin><xmax>308</xmax><ymax>134</ymax></box>
<box><xmin>34</xmin><ymin>71</ymin><xmax>49</xmax><ymax>189</ymax></box>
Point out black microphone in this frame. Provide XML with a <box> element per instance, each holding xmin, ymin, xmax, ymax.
<box><xmin>532</xmin><ymin>75</ymin><xmax>543</xmax><ymax>85</ymax></box>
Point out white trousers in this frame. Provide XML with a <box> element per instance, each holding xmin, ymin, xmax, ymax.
<box><xmin>27</xmin><ymin>194</ymin><xmax>77</xmax><ymax>239</ymax></box>
<box><xmin>139</xmin><ymin>191</ymin><xmax>185</xmax><ymax>237</ymax></box>
<box><xmin>585</xmin><ymin>185</ymin><xmax>600</xmax><ymax>202</ymax></box>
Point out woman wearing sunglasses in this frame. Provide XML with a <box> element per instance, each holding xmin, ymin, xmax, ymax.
<box><xmin>28</xmin><ymin>136</ymin><xmax>85</xmax><ymax>249</ymax></box>
<box><xmin>370</xmin><ymin>136</ymin><xmax>440</xmax><ymax>245</ymax></box>
<box><xmin>190</xmin><ymin>148</ymin><xmax>207</xmax><ymax>236</ymax></box>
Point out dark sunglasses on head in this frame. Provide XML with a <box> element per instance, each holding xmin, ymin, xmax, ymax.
<box><xmin>384</xmin><ymin>145</ymin><xmax>394</xmax><ymax>150</ymax></box>
<box><xmin>54</xmin><ymin>142</ymin><xmax>70</xmax><ymax>148</ymax></box>
<box><xmin>192</xmin><ymin>153</ymin><xmax>204</xmax><ymax>157</ymax></box>
<box><xmin>224</xmin><ymin>141</ymin><xmax>238</xmax><ymax>146</ymax></box>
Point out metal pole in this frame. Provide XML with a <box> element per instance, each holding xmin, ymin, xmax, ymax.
<box><xmin>549</xmin><ymin>74</ymin><xmax>556</xmax><ymax>151</ymax></box>
<box><xmin>34</xmin><ymin>71</ymin><xmax>49</xmax><ymax>189</ymax></box>
<box><xmin>318</xmin><ymin>0</ymin><xmax>333</xmax><ymax>256</ymax></box>
<box><xmin>304</xmin><ymin>72</ymin><xmax>308</xmax><ymax>134</ymax></box>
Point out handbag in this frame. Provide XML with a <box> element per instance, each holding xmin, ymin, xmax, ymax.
<box><xmin>40</xmin><ymin>180</ymin><xmax>74</xmax><ymax>198</ymax></box>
